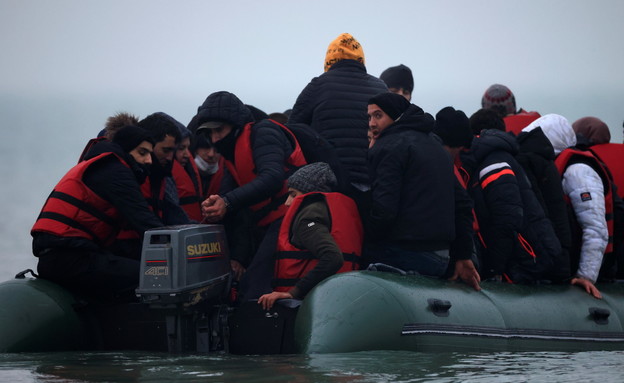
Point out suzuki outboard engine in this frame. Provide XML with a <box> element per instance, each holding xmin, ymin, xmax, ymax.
<box><xmin>136</xmin><ymin>224</ymin><xmax>232</xmax><ymax>352</ymax></box>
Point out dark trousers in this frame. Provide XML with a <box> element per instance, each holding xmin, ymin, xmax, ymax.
<box><xmin>37</xmin><ymin>247</ymin><xmax>140</xmax><ymax>302</ymax></box>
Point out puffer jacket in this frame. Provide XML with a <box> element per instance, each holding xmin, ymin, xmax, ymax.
<box><xmin>288</xmin><ymin>59</ymin><xmax>388</xmax><ymax>186</ymax></box>
<box><xmin>464</xmin><ymin>129</ymin><xmax>562</xmax><ymax>283</ymax></box>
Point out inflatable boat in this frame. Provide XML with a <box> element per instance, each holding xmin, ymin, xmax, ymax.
<box><xmin>2</xmin><ymin>224</ymin><xmax>624</xmax><ymax>354</ymax></box>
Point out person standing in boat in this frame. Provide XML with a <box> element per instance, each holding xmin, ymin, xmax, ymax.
<box><xmin>364</xmin><ymin>92</ymin><xmax>466</xmax><ymax>280</ymax></box>
<box><xmin>31</xmin><ymin>125</ymin><xmax>163</xmax><ymax>300</ymax></box>
<box><xmin>187</xmin><ymin>91</ymin><xmax>307</xmax><ymax>299</ymax></box>
<box><xmin>258</xmin><ymin>162</ymin><xmax>363</xmax><ymax>310</ymax></box>
<box><xmin>288</xmin><ymin>32</ymin><xmax>388</xmax><ymax>197</ymax></box>
<box><xmin>528</xmin><ymin>114</ymin><xmax>617</xmax><ymax>299</ymax></box>
<box><xmin>461</xmin><ymin>128</ymin><xmax>562</xmax><ymax>284</ymax></box>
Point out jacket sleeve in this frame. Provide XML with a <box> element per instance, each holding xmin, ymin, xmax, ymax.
<box><xmin>289</xmin><ymin>200</ymin><xmax>343</xmax><ymax>299</ymax></box>
<box><xmin>224</xmin><ymin>121</ymin><xmax>293</xmax><ymax>210</ymax></box>
<box><xmin>84</xmin><ymin>159</ymin><xmax>163</xmax><ymax>234</ymax></box>
<box><xmin>450</xmin><ymin>176</ymin><xmax>475</xmax><ymax>261</ymax></box>
<box><xmin>478</xmin><ymin>159</ymin><xmax>524</xmax><ymax>275</ymax></box>
<box><xmin>562</xmin><ymin>163</ymin><xmax>607</xmax><ymax>283</ymax></box>
<box><xmin>288</xmin><ymin>78</ymin><xmax>318</xmax><ymax>125</ymax></box>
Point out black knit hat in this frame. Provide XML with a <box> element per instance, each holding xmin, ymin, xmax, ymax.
<box><xmin>380</xmin><ymin>64</ymin><xmax>414</xmax><ymax>93</ymax></box>
<box><xmin>287</xmin><ymin>162</ymin><xmax>337</xmax><ymax>194</ymax></box>
<box><xmin>368</xmin><ymin>92</ymin><xmax>411</xmax><ymax>121</ymax></box>
<box><xmin>113</xmin><ymin>125</ymin><xmax>154</xmax><ymax>153</ymax></box>
<box><xmin>434</xmin><ymin>107</ymin><xmax>473</xmax><ymax>148</ymax></box>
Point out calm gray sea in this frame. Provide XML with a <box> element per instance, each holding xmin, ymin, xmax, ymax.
<box><xmin>1</xmin><ymin>350</ymin><xmax>624</xmax><ymax>382</ymax></box>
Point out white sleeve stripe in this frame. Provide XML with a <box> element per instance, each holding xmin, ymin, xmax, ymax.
<box><xmin>479</xmin><ymin>162</ymin><xmax>511</xmax><ymax>180</ymax></box>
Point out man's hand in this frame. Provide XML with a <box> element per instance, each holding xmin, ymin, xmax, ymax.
<box><xmin>449</xmin><ymin>259</ymin><xmax>481</xmax><ymax>291</ymax></box>
<box><xmin>571</xmin><ymin>277</ymin><xmax>602</xmax><ymax>299</ymax></box>
<box><xmin>201</xmin><ymin>195</ymin><xmax>227</xmax><ymax>222</ymax></box>
<box><xmin>258</xmin><ymin>291</ymin><xmax>293</xmax><ymax>310</ymax></box>
<box><xmin>230</xmin><ymin>260</ymin><xmax>246</xmax><ymax>281</ymax></box>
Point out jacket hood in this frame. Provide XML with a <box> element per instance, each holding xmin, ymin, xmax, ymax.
<box><xmin>187</xmin><ymin>91</ymin><xmax>255</xmax><ymax>134</ymax></box>
<box><xmin>522</xmin><ymin>114</ymin><xmax>576</xmax><ymax>155</ymax></box>
<box><xmin>516</xmin><ymin>126</ymin><xmax>556</xmax><ymax>160</ymax></box>
<box><xmin>470</xmin><ymin>129</ymin><xmax>519</xmax><ymax>163</ymax></box>
<box><xmin>377</xmin><ymin>104</ymin><xmax>435</xmax><ymax>139</ymax></box>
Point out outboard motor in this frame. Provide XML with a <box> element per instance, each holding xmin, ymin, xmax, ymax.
<box><xmin>136</xmin><ymin>224</ymin><xmax>232</xmax><ymax>353</ymax></box>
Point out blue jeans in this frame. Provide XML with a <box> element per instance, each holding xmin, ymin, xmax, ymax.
<box><xmin>367</xmin><ymin>244</ymin><xmax>450</xmax><ymax>277</ymax></box>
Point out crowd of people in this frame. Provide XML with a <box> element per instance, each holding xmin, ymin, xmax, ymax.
<box><xmin>30</xmin><ymin>33</ymin><xmax>624</xmax><ymax>306</ymax></box>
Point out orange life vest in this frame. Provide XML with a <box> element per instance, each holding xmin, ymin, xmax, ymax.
<box><xmin>31</xmin><ymin>152</ymin><xmax>126</xmax><ymax>247</ymax></box>
<box><xmin>555</xmin><ymin>148</ymin><xmax>614</xmax><ymax>254</ymax></box>
<box><xmin>172</xmin><ymin>160</ymin><xmax>203</xmax><ymax>221</ymax></box>
<box><xmin>590</xmin><ymin>143</ymin><xmax>624</xmax><ymax>199</ymax></box>
<box><xmin>225</xmin><ymin>120</ymin><xmax>307</xmax><ymax>227</ymax></box>
<box><xmin>273</xmin><ymin>192</ymin><xmax>363</xmax><ymax>292</ymax></box>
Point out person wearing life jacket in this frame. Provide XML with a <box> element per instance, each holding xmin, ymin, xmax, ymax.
<box><xmin>258</xmin><ymin>162</ymin><xmax>363</xmax><ymax>310</ymax></box>
<box><xmin>531</xmin><ymin>114</ymin><xmax>612</xmax><ymax>299</ymax></box>
<box><xmin>187</xmin><ymin>91</ymin><xmax>307</xmax><ymax>290</ymax></box>
<box><xmin>78</xmin><ymin>112</ymin><xmax>140</xmax><ymax>163</ymax></box>
<box><xmin>461</xmin><ymin>129</ymin><xmax>562</xmax><ymax>284</ymax></box>
<box><xmin>171</xmin><ymin>125</ymin><xmax>203</xmax><ymax>221</ymax></box>
<box><xmin>31</xmin><ymin>126</ymin><xmax>163</xmax><ymax>300</ymax></box>
<box><xmin>432</xmin><ymin>106</ymin><xmax>481</xmax><ymax>291</ymax></box>
<box><xmin>190</xmin><ymin>133</ymin><xmax>224</xmax><ymax>198</ymax></box>
<box><xmin>481</xmin><ymin>84</ymin><xmax>540</xmax><ymax>135</ymax></box>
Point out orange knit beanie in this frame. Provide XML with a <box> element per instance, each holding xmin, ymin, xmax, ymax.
<box><xmin>324</xmin><ymin>33</ymin><xmax>365</xmax><ymax>72</ymax></box>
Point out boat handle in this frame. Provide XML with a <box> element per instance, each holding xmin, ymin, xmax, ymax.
<box><xmin>428</xmin><ymin>298</ymin><xmax>452</xmax><ymax>317</ymax></box>
<box><xmin>588</xmin><ymin>307</ymin><xmax>610</xmax><ymax>325</ymax></box>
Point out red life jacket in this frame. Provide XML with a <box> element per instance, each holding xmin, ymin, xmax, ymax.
<box><xmin>273</xmin><ymin>192</ymin><xmax>363</xmax><ymax>292</ymax></box>
<box><xmin>555</xmin><ymin>148</ymin><xmax>614</xmax><ymax>254</ymax></box>
<box><xmin>203</xmin><ymin>155</ymin><xmax>227</xmax><ymax>198</ymax></box>
<box><xmin>590</xmin><ymin>143</ymin><xmax>624</xmax><ymax>199</ymax></box>
<box><xmin>31</xmin><ymin>152</ymin><xmax>125</xmax><ymax>246</ymax></box>
<box><xmin>226</xmin><ymin>120</ymin><xmax>307</xmax><ymax>227</ymax></box>
<box><xmin>172</xmin><ymin>160</ymin><xmax>203</xmax><ymax>221</ymax></box>
<box><xmin>504</xmin><ymin>111</ymin><xmax>541</xmax><ymax>136</ymax></box>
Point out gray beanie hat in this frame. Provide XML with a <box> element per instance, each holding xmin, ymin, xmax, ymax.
<box><xmin>287</xmin><ymin>162</ymin><xmax>337</xmax><ymax>194</ymax></box>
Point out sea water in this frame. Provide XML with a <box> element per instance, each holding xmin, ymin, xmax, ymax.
<box><xmin>1</xmin><ymin>350</ymin><xmax>624</xmax><ymax>382</ymax></box>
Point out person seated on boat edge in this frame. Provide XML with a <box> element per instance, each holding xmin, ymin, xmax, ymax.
<box><xmin>31</xmin><ymin>126</ymin><xmax>163</xmax><ymax>301</ymax></box>
<box><xmin>363</xmin><ymin>93</ymin><xmax>459</xmax><ymax>279</ymax></box>
<box><xmin>379</xmin><ymin>64</ymin><xmax>414</xmax><ymax>101</ymax></box>
<box><xmin>515</xmin><ymin>125</ymin><xmax>572</xmax><ymax>284</ymax></box>
<box><xmin>461</xmin><ymin>129</ymin><xmax>563</xmax><ymax>284</ymax></box>
<box><xmin>481</xmin><ymin>84</ymin><xmax>541</xmax><ymax>136</ymax></box>
<box><xmin>531</xmin><ymin>114</ymin><xmax>620</xmax><ymax>299</ymax></box>
<box><xmin>170</xmin><ymin>124</ymin><xmax>203</xmax><ymax>222</ymax></box>
<box><xmin>258</xmin><ymin>163</ymin><xmax>363</xmax><ymax>310</ymax></box>
<box><xmin>432</xmin><ymin>107</ymin><xmax>481</xmax><ymax>291</ymax></box>
<box><xmin>187</xmin><ymin>91</ymin><xmax>307</xmax><ymax>288</ymax></box>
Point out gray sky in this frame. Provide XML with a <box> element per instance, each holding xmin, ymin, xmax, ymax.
<box><xmin>0</xmin><ymin>0</ymin><xmax>623</xmax><ymax>280</ymax></box>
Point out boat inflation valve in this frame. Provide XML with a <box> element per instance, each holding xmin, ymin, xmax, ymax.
<box><xmin>588</xmin><ymin>307</ymin><xmax>610</xmax><ymax>325</ymax></box>
<box><xmin>428</xmin><ymin>298</ymin><xmax>452</xmax><ymax>317</ymax></box>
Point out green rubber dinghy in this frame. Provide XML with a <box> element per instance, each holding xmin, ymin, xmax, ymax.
<box><xmin>294</xmin><ymin>271</ymin><xmax>624</xmax><ymax>353</ymax></box>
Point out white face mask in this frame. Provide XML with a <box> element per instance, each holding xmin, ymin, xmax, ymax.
<box><xmin>195</xmin><ymin>155</ymin><xmax>219</xmax><ymax>175</ymax></box>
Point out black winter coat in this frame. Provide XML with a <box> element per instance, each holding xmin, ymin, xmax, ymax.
<box><xmin>288</xmin><ymin>60</ymin><xmax>388</xmax><ymax>186</ymax></box>
<box><xmin>366</xmin><ymin>104</ymin><xmax>456</xmax><ymax>251</ymax></box>
<box><xmin>516</xmin><ymin>127</ymin><xmax>571</xmax><ymax>281</ymax></box>
<box><xmin>464</xmin><ymin>129</ymin><xmax>562</xmax><ymax>282</ymax></box>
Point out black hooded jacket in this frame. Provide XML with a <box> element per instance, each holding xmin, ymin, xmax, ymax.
<box><xmin>463</xmin><ymin>129</ymin><xmax>562</xmax><ymax>282</ymax></box>
<box><xmin>366</xmin><ymin>104</ymin><xmax>456</xmax><ymax>251</ymax></box>
<box><xmin>188</xmin><ymin>91</ymin><xmax>296</xmax><ymax>222</ymax></box>
<box><xmin>288</xmin><ymin>60</ymin><xmax>388</xmax><ymax>187</ymax></box>
<box><xmin>32</xmin><ymin>141</ymin><xmax>163</xmax><ymax>255</ymax></box>
<box><xmin>516</xmin><ymin>127</ymin><xmax>571</xmax><ymax>281</ymax></box>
